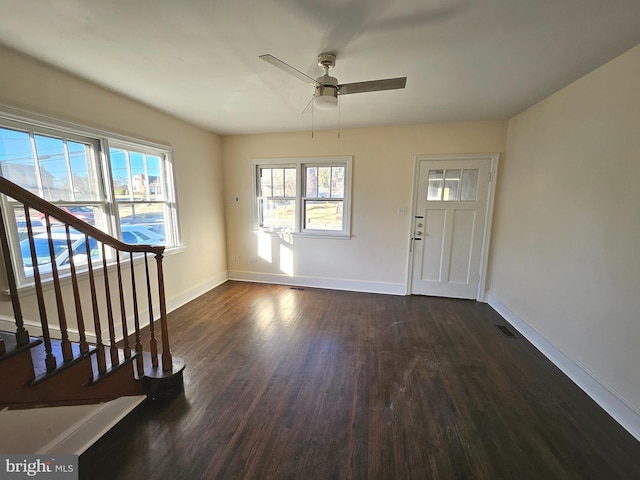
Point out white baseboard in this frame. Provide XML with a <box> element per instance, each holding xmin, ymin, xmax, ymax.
<box><xmin>0</xmin><ymin>270</ymin><xmax>229</xmax><ymax>345</ymax></box>
<box><xmin>0</xmin><ymin>316</ymin><xmax>98</xmax><ymax>344</ymax></box>
<box><xmin>228</xmin><ymin>270</ymin><xmax>406</xmax><ymax>296</ymax></box>
<box><xmin>166</xmin><ymin>270</ymin><xmax>229</xmax><ymax>313</ymax></box>
<box><xmin>487</xmin><ymin>292</ymin><xmax>640</xmax><ymax>442</ymax></box>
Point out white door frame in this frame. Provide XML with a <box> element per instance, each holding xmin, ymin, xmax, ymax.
<box><xmin>405</xmin><ymin>153</ymin><xmax>500</xmax><ymax>301</ymax></box>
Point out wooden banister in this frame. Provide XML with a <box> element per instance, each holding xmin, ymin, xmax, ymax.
<box><xmin>0</xmin><ymin>176</ymin><xmax>164</xmax><ymax>256</ymax></box>
<box><xmin>0</xmin><ymin>174</ymin><xmax>175</xmax><ymax>388</ymax></box>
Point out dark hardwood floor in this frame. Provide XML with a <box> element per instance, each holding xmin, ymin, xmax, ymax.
<box><xmin>80</xmin><ymin>281</ymin><xmax>640</xmax><ymax>479</ymax></box>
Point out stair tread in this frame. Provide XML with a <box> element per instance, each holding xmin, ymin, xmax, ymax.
<box><xmin>30</xmin><ymin>338</ymin><xmax>95</xmax><ymax>383</ymax></box>
<box><xmin>90</xmin><ymin>345</ymin><xmax>138</xmax><ymax>384</ymax></box>
<box><xmin>136</xmin><ymin>352</ymin><xmax>186</xmax><ymax>379</ymax></box>
<box><xmin>0</xmin><ymin>330</ymin><xmax>43</xmax><ymax>361</ymax></box>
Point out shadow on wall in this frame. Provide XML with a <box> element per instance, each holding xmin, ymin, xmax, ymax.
<box><xmin>257</xmin><ymin>231</ymin><xmax>294</xmax><ymax>276</ymax></box>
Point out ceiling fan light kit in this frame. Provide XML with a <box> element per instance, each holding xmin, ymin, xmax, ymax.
<box><xmin>314</xmin><ymin>85</ymin><xmax>339</xmax><ymax>109</ymax></box>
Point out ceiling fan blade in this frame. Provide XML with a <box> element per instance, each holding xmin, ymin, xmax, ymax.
<box><xmin>338</xmin><ymin>77</ymin><xmax>407</xmax><ymax>95</ymax></box>
<box><xmin>259</xmin><ymin>54</ymin><xmax>318</xmax><ymax>86</ymax></box>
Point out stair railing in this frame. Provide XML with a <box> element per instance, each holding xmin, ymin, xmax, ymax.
<box><xmin>0</xmin><ymin>175</ymin><xmax>174</xmax><ymax>377</ymax></box>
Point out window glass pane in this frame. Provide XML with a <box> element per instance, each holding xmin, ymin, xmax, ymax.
<box><xmin>144</xmin><ymin>154</ymin><xmax>165</xmax><ymax>201</ymax></box>
<box><xmin>130</xmin><ymin>152</ymin><xmax>146</xmax><ymax>200</ymax></box>
<box><xmin>443</xmin><ymin>169</ymin><xmax>461</xmax><ymax>201</ymax></box>
<box><xmin>118</xmin><ymin>203</ymin><xmax>165</xmax><ymax>244</ymax></box>
<box><xmin>306</xmin><ymin>167</ymin><xmax>317</xmax><ymax>197</ymax></box>
<box><xmin>284</xmin><ymin>168</ymin><xmax>296</xmax><ymax>197</ymax></box>
<box><xmin>427</xmin><ymin>170</ymin><xmax>443</xmax><ymax>200</ymax></box>
<box><xmin>305</xmin><ymin>200</ymin><xmax>343</xmax><ymax>231</ymax></box>
<box><xmin>110</xmin><ymin>148</ymin><xmax>131</xmax><ymax>200</ymax></box>
<box><xmin>0</xmin><ymin>128</ymin><xmax>38</xmax><ymax>194</ymax></box>
<box><xmin>261</xmin><ymin>199</ymin><xmax>295</xmax><ymax>230</ymax></box>
<box><xmin>461</xmin><ymin>169</ymin><xmax>479</xmax><ymax>201</ymax></box>
<box><xmin>18</xmin><ymin>224</ymin><xmax>102</xmax><ymax>275</ymax></box>
<box><xmin>272</xmin><ymin>168</ymin><xmax>284</xmax><ymax>197</ymax></box>
<box><xmin>61</xmin><ymin>205</ymin><xmax>98</xmax><ymax>226</ymax></box>
<box><xmin>33</xmin><ymin>135</ymin><xmax>72</xmax><ymax>201</ymax></box>
<box><xmin>317</xmin><ymin>167</ymin><xmax>331</xmax><ymax>198</ymax></box>
<box><xmin>260</xmin><ymin>168</ymin><xmax>273</xmax><ymax>197</ymax></box>
<box><xmin>67</xmin><ymin>141</ymin><xmax>100</xmax><ymax>201</ymax></box>
<box><xmin>331</xmin><ymin>166</ymin><xmax>345</xmax><ymax>198</ymax></box>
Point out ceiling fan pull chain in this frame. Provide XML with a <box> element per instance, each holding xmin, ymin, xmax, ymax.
<box><xmin>338</xmin><ymin>97</ymin><xmax>341</xmax><ymax>139</ymax></box>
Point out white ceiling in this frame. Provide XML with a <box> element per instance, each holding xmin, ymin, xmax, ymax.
<box><xmin>0</xmin><ymin>0</ymin><xmax>639</xmax><ymax>135</ymax></box>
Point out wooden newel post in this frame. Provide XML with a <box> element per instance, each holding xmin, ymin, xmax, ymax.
<box><xmin>155</xmin><ymin>252</ymin><xmax>173</xmax><ymax>372</ymax></box>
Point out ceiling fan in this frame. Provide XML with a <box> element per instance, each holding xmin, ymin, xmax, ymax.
<box><xmin>259</xmin><ymin>52</ymin><xmax>407</xmax><ymax>110</ymax></box>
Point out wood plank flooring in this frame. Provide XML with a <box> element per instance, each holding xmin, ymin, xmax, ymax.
<box><xmin>79</xmin><ymin>281</ymin><xmax>640</xmax><ymax>479</ymax></box>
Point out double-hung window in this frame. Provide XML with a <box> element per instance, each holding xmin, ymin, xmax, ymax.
<box><xmin>0</xmin><ymin>108</ymin><xmax>180</xmax><ymax>286</ymax></box>
<box><xmin>253</xmin><ymin>156</ymin><xmax>352</xmax><ymax>237</ymax></box>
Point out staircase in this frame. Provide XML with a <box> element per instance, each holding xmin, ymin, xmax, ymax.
<box><xmin>0</xmin><ymin>176</ymin><xmax>184</xmax><ymax>410</ymax></box>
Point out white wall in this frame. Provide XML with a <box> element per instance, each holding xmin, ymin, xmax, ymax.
<box><xmin>222</xmin><ymin>122</ymin><xmax>506</xmax><ymax>293</ymax></box>
<box><xmin>489</xmin><ymin>45</ymin><xmax>640</xmax><ymax>427</ymax></box>
<box><xmin>0</xmin><ymin>45</ymin><xmax>227</xmax><ymax>327</ymax></box>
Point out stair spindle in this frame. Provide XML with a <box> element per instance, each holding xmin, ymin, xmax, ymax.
<box><xmin>65</xmin><ymin>225</ymin><xmax>89</xmax><ymax>353</ymax></box>
<box><xmin>86</xmin><ymin>234</ymin><xmax>107</xmax><ymax>374</ymax></box>
<box><xmin>116</xmin><ymin>251</ymin><xmax>131</xmax><ymax>358</ymax></box>
<box><xmin>45</xmin><ymin>215</ymin><xmax>73</xmax><ymax>362</ymax></box>
<box><xmin>102</xmin><ymin>243</ymin><xmax>119</xmax><ymax>368</ymax></box>
<box><xmin>130</xmin><ymin>252</ymin><xmax>144</xmax><ymax>374</ymax></box>
<box><xmin>24</xmin><ymin>208</ymin><xmax>56</xmax><ymax>371</ymax></box>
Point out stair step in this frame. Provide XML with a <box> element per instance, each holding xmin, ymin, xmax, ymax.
<box><xmin>30</xmin><ymin>339</ymin><xmax>95</xmax><ymax>385</ymax></box>
<box><xmin>90</xmin><ymin>346</ymin><xmax>138</xmax><ymax>385</ymax></box>
<box><xmin>0</xmin><ymin>330</ymin><xmax>42</xmax><ymax>361</ymax></box>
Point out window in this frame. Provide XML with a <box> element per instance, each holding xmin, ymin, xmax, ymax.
<box><xmin>0</xmin><ymin>109</ymin><xmax>179</xmax><ymax>286</ymax></box>
<box><xmin>253</xmin><ymin>156</ymin><xmax>351</xmax><ymax>237</ymax></box>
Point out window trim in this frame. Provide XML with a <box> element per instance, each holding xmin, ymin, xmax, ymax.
<box><xmin>251</xmin><ymin>156</ymin><xmax>352</xmax><ymax>238</ymax></box>
<box><xmin>0</xmin><ymin>103</ymin><xmax>182</xmax><ymax>288</ymax></box>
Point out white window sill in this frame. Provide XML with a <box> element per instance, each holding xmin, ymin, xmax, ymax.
<box><xmin>251</xmin><ymin>230</ymin><xmax>351</xmax><ymax>240</ymax></box>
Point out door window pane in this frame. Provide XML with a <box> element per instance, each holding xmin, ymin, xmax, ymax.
<box><xmin>461</xmin><ymin>169</ymin><xmax>479</xmax><ymax>201</ymax></box>
<box><xmin>427</xmin><ymin>170</ymin><xmax>443</xmax><ymax>200</ymax></box>
<box><xmin>443</xmin><ymin>169</ymin><xmax>461</xmax><ymax>201</ymax></box>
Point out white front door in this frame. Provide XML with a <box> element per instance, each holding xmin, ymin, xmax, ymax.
<box><xmin>410</xmin><ymin>156</ymin><xmax>494</xmax><ymax>299</ymax></box>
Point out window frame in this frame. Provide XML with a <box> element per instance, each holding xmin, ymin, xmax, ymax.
<box><xmin>251</xmin><ymin>156</ymin><xmax>352</xmax><ymax>238</ymax></box>
<box><xmin>0</xmin><ymin>104</ymin><xmax>182</xmax><ymax>288</ymax></box>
